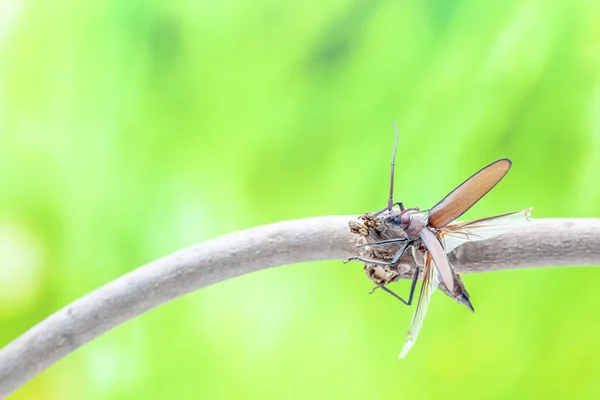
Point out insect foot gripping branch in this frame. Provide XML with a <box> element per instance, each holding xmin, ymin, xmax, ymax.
<box><xmin>345</xmin><ymin>123</ymin><xmax>532</xmax><ymax>358</ymax></box>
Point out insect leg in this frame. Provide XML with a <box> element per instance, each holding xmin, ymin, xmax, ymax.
<box><xmin>344</xmin><ymin>256</ymin><xmax>394</xmax><ymax>266</ymax></box>
<box><xmin>379</xmin><ymin>267</ymin><xmax>420</xmax><ymax>306</ymax></box>
<box><xmin>345</xmin><ymin>241</ymin><xmax>410</xmax><ymax>266</ymax></box>
<box><xmin>389</xmin><ymin>241</ymin><xmax>410</xmax><ymax>265</ymax></box>
<box><xmin>369</xmin><ymin>202</ymin><xmax>405</xmax><ymax>217</ymax></box>
<box><xmin>356</xmin><ymin>237</ymin><xmax>408</xmax><ymax>248</ymax></box>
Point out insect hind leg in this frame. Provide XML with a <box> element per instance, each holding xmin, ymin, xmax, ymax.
<box><xmin>376</xmin><ymin>267</ymin><xmax>420</xmax><ymax>306</ymax></box>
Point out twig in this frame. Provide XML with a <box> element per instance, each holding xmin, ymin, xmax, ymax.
<box><xmin>0</xmin><ymin>217</ymin><xmax>599</xmax><ymax>397</ymax></box>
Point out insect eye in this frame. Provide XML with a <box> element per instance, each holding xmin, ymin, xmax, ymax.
<box><xmin>388</xmin><ymin>215</ymin><xmax>402</xmax><ymax>226</ymax></box>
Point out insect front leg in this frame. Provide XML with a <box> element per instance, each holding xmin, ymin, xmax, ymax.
<box><xmin>365</xmin><ymin>202</ymin><xmax>406</xmax><ymax>218</ymax></box>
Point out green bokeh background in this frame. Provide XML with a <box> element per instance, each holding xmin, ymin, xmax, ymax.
<box><xmin>2</xmin><ymin>0</ymin><xmax>600</xmax><ymax>399</ymax></box>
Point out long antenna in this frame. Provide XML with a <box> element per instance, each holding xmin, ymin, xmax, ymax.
<box><xmin>388</xmin><ymin>121</ymin><xmax>399</xmax><ymax>211</ymax></box>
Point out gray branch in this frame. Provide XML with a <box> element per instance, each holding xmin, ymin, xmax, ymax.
<box><xmin>1</xmin><ymin>217</ymin><xmax>599</xmax><ymax>397</ymax></box>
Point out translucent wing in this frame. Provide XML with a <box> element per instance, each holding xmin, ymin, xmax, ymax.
<box><xmin>440</xmin><ymin>208</ymin><xmax>532</xmax><ymax>254</ymax></box>
<box><xmin>398</xmin><ymin>252</ymin><xmax>440</xmax><ymax>359</ymax></box>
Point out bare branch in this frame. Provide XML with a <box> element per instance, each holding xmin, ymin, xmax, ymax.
<box><xmin>0</xmin><ymin>217</ymin><xmax>599</xmax><ymax>396</ymax></box>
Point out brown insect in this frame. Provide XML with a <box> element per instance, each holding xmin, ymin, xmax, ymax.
<box><xmin>346</xmin><ymin>123</ymin><xmax>531</xmax><ymax>357</ymax></box>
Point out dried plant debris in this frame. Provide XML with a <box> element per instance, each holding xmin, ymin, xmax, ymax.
<box><xmin>348</xmin><ymin>210</ymin><xmax>415</xmax><ymax>289</ymax></box>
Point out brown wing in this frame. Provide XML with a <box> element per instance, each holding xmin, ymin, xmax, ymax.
<box><xmin>427</xmin><ymin>159</ymin><xmax>512</xmax><ymax>229</ymax></box>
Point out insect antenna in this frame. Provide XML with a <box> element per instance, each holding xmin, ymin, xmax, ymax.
<box><xmin>388</xmin><ymin>121</ymin><xmax>400</xmax><ymax>211</ymax></box>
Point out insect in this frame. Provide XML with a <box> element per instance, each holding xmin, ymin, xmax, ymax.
<box><xmin>346</xmin><ymin>122</ymin><xmax>531</xmax><ymax>358</ymax></box>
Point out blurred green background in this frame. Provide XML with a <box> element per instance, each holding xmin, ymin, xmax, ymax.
<box><xmin>2</xmin><ymin>0</ymin><xmax>600</xmax><ymax>399</ymax></box>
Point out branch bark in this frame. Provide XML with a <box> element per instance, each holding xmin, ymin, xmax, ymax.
<box><xmin>1</xmin><ymin>217</ymin><xmax>599</xmax><ymax>396</ymax></box>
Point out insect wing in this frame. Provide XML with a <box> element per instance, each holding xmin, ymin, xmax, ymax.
<box><xmin>440</xmin><ymin>208</ymin><xmax>532</xmax><ymax>253</ymax></box>
<box><xmin>398</xmin><ymin>253</ymin><xmax>439</xmax><ymax>359</ymax></box>
<box><xmin>428</xmin><ymin>159</ymin><xmax>512</xmax><ymax>229</ymax></box>
<box><xmin>419</xmin><ymin>227</ymin><xmax>454</xmax><ymax>293</ymax></box>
